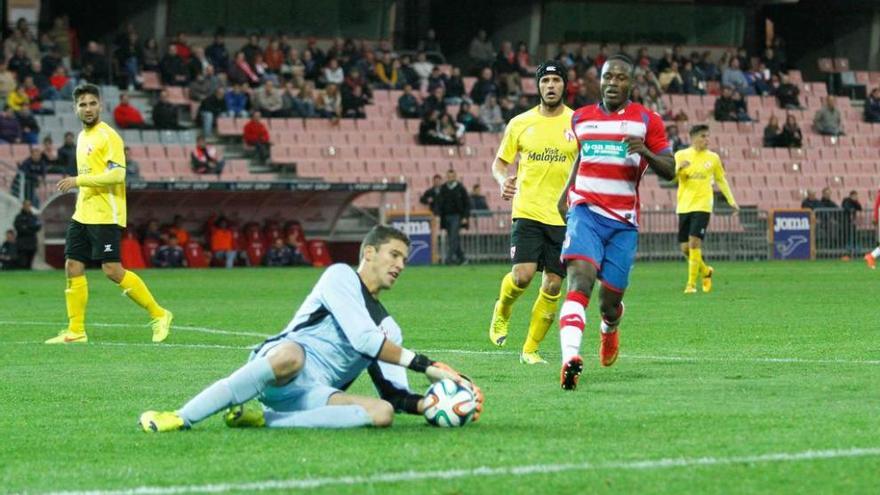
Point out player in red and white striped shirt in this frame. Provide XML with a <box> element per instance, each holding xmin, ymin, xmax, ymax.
<box><xmin>555</xmin><ymin>55</ymin><xmax>676</xmax><ymax>390</ymax></box>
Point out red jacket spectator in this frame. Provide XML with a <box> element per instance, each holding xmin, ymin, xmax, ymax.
<box><xmin>114</xmin><ymin>101</ymin><xmax>145</xmax><ymax>128</ymax></box>
<box><xmin>264</xmin><ymin>42</ymin><xmax>284</xmax><ymax>72</ymax></box>
<box><xmin>243</xmin><ymin>117</ymin><xmax>269</xmax><ymax>145</ymax></box>
<box><xmin>50</xmin><ymin>71</ymin><xmax>69</xmax><ymax>91</ymax></box>
<box><xmin>210</xmin><ymin>227</ymin><xmax>234</xmax><ymax>252</ymax></box>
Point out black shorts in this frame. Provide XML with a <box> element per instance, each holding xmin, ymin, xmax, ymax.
<box><xmin>510</xmin><ymin>218</ymin><xmax>566</xmax><ymax>277</ymax></box>
<box><xmin>677</xmin><ymin>212</ymin><xmax>711</xmax><ymax>243</ymax></box>
<box><xmin>64</xmin><ymin>220</ymin><xmax>123</xmax><ymax>263</ymax></box>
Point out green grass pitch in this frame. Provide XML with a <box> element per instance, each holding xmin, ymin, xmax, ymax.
<box><xmin>1</xmin><ymin>261</ymin><xmax>878</xmax><ymax>494</ymax></box>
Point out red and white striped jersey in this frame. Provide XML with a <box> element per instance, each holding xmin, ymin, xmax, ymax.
<box><xmin>568</xmin><ymin>101</ymin><xmax>670</xmax><ymax>227</ymax></box>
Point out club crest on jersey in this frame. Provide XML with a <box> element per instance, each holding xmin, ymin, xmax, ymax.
<box><xmin>703</xmin><ymin>161</ymin><xmax>712</xmax><ymax>169</ymax></box>
<box><xmin>564</xmin><ymin>129</ymin><xmax>575</xmax><ymax>142</ymax></box>
<box><xmin>86</xmin><ymin>145</ymin><xmax>94</xmax><ymax>155</ymax></box>
<box><xmin>620</xmin><ymin>121</ymin><xmax>629</xmax><ymax>133</ymax></box>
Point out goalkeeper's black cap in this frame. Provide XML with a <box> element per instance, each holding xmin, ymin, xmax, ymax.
<box><xmin>536</xmin><ymin>60</ymin><xmax>568</xmax><ymax>89</ymax></box>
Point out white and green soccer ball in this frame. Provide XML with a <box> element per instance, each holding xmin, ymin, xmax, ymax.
<box><xmin>423</xmin><ymin>378</ymin><xmax>477</xmax><ymax>427</ymax></box>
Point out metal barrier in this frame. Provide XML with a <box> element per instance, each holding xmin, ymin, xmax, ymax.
<box><xmin>436</xmin><ymin>207</ymin><xmax>877</xmax><ymax>264</ymax></box>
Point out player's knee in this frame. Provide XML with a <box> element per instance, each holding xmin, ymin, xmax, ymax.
<box><xmin>65</xmin><ymin>259</ymin><xmax>85</xmax><ymax>277</ymax></box>
<box><xmin>542</xmin><ymin>277</ymin><xmax>562</xmax><ymax>296</ymax></box>
<box><xmin>101</xmin><ymin>263</ymin><xmax>125</xmax><ymax>283</ymax></box>
<box><xmin>512</xmin><ymin>266</ymin><xmax>536</xmax><ymax>288</ymax></box>
<box><xmin>370</xmin><ymin>400</ymin><xmax>394</xmax><ymax>427</ymax></box>
<box><xmin>267</xmin><ymin>342</ymin><xmax>304</xmax><ymax>382</ymax></box>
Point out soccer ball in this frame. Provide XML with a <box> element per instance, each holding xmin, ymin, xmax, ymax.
<box><xmin>423</xmin><ymin>378</ymin><xmax>477</xmax><ymax>427</ymax></box>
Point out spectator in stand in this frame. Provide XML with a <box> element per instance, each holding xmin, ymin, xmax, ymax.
<box><xmin>205</xmin><ymin>31</ymin><xmax>230</xmax><ymax>73</ymax></box>
<box><xmin>656</xmin><ymin>48</ymin><xmax>675</xmax><ymax>74</ymax></box>
<box><xmin>659</xmin><ymin>61</ymin><xmax>683</xmax><ymax>94</ymax></box>
<box><xmin>16</xmin><ymin>148</ymin><xmax>45</xmax><ymax>205</ymax></box>
<box><xmin>439</xmin><ymin>112</ymin><xmax>465</xmax><ymax>142</ymax></box>
<box><xmin>224</xmin><ymin>84</ymin><xmax>250</xmax><ymax>118</ymax></box>
<box><xmin>254</xmin><ymin>79</ymin><xmax>285</xmax><ymax>117</ymax></box>
<box><xmin>170</xmin><ymin>32</ymin><xmax>192</xmax><ymax>62</ymax></box>
<box><xmin>763</xmin><ymin>115</ymin><xmax>782</xmax><ymax>147</ymax></box>
<box><xmin>418</xmin><ymin>109</ymin><xmax>455</xmax><ymax>145</ymax></box>
<box><xmin>815</xmin><ymin>187</ymin><xmax>840</xmax><ymax>250</ymax></box>
<box><xmin>445</xmin><ymin>67</ymin><xmax>466</xmax><ymax>105</ymax></box>
<box><xmin>28</xmin><ymin>62</ymin><xmax>56</xmax><ymax>103</ymax></box>
<box><xmin>48</xmin><ymin>66</ymin><xmax>73</xmax><ymax>101</ymax></box>
<box><xmin>515</xmin><ymin>41</ymin><xmax>531</xmax><ymax>69</ymax></box>
<box><xmin>419</xmin><ymin>28</ymin><xmax>442</xmax><ymax>54</ymax></box>
<box><xmin>499</xmin><ymin>96</ymin><xmax>518</xmax><ymax>122</ymax></box>
<box><xmin>470</xmin><ymin>67</ymin><xmax>498</xmax><ymax>105</ymax></box>
<box><xmin>594</xmin><ymin>43</ymin><xmax>609</xmax><ymax>69</ymax></box>
<box><xmin>513</xmin><ymin>95</ymin><xmax>531</xmax><ymax>115</ymax></box>
<box><xmin>374</xmin><ymin>52</ymin><xmax>399</xmax><ymax>89</ymax></box>
<box><xmin>263</xmin><ymin>40</ymin><xmax>284</xmax><ymax>75</ymax></box>
<box><xmin>776</xmin><ymin>73</ymin><xmax>802</xmax><ymax>109</ymax></box>
<box><xmin>0</xmin><ymin>229</ymin><xmax>16</xmax><ymax>270</ymax></box>
<box><xmin>398</xmin><ymin>83</ymin><xmax>421</xmax><ymax>119</ymax></box>
<box><xmin>762</xmin><ymin>47</ymin><xmax>784</xmax><ymax>76</ymax></box>
<box><xmin>457</xmin><ymin>101</ymin><xmax>486</xmax><ymax>132</ymax></box>
<box><xmin>469</xmin><ymin>29</ymin><xmax>495</xmax><ymax>69</ymax></box>
<box><xmin>436</xmin><ymin>169</ymin><xmax>470</xmax><ymax>265</ymax></box>
<box><xmin>422</xmin><ymin>85</ymin><xmax>447</xmax><ymax>116</ymax></box>
<box><xmin>779</xmin><ymin>113</ymin><xmax>803</xmax><ymax>148</ymax></box>
<box><xmin>291</xmin><ymin>81</ymin><xmax>317</xmax><ymax>118</ymax></box>
<box><xmin>243</xmin><ymin>111</ymin><xmax>270</xmax><ymax>164</ymax></box>
<box><xmin>480</xmin><ymin>94</ymin><xmax>505</xmax><ymax>133</ymax></box>
<box><xmin>681</xmin><ymin>60</ymin><xmax>705</xmax><ymax>95</ymax></box>
<box><xmin>228</xmin><ymin>51</ymin><xmax>260</xmax><ymax>87</ymax></box>
<box><xmin>210</xmin><ymin>217</ymin><xmax>238</xmax><ymax>268</ymax></box>
<box><xmin>342</xmin><ymin>84</ymin><xmax>368</xmax><ymax>119</ymax></box>
<box><xmin>16</xmin><ymin>108</ymin><xmax>40</xmax><ymax>144</ymax></box>
<box><xmin>57</xmin><ymin>131</ymin><xmax>76</xmax><ymax>175</ymax></box>
<box><xmin>321</xmin><ymin>58</ymin><xmax>345</xmax><ymax>87</ymax></box>
<box><xmin>412</xmin><ymin>51</ymin><xmax>434</xmax><ymax>86</ymax></box>
<box><xmin>8</xmin><ymin>45</ymin><xmax>33</xmax><ymax>80</ymax></box>
<box><xmin>813</xmin><ymin>96</ymin><xmax>844</xmax><ymax>136</ymax></box>
<box><xmin>188</xmin><ymin>64</ymin><xmax>218</xmax><ymax>103</ymax></box>
<box><xmin>398</xmin><ymin>54</ymin><xmax>420</xmax><ymax>87</ymax></box>
<box><xmin>644</xmin><ymin>85</ymin><xmax>669</xmax><ymax>119</ymax></box>
<box><xmin>191</xmin><ymin>134</ymin><xmax>225</xmax><ymax>175</ymax></box>
<box><xmin>41</xmin><ymin>45</ymin><xmax>63</xmax><ymax>79</ymax></box>
<box><xmin>265</xmin><ymin>237</ymin><xmax>302</xmax><ymax>266</ymax></box>
<box><xmin>581</xmin><ymin>67</ymin><xmax>601</xmax><ymax>102</ymax></box>
<box><xmin>13</xmin><ymin>199</ymin><xmax>40</xmax><ymax>269</ymax></box>
<box><xmin>866</xmin><ymin>88</ymin><xmax>880</xmax><ymax>123</ymax></box>
<box><xmin>252</xmin><ymin>53</ymin><xmax>272</xmax><ymax>84</ymax></box>
<box><xmin>0</xmin><ymin>108</ymin><xmax>22</xmax><ymax>143</ymax></box>
<box><xmin>301</xmin><ymin>49</ymin><xmax>321</xmax><ymax>82</ymax></box>
<box><xmin>731</xmin><ymin>89</ymin><xmax>751</xmax><ymax>121</ymax></box>
<box><xmin>343</xmin><ymin>67</ymin><xmax>372</xmax><ymax>101</ymax></box>
<box><xmin>142</xmin><ymin>38</ymin><xmax>161</xmax><ymax>71</ymax></box>
<box><xmin>420</xmin><ymin>174</ymin><xmax>443</xmax><ymax>214</ymax></box>
<box><xmin>721</xmin><ymin>58</ymin><xmax>751</xmax><ymax>95</ymax></box>
<box><xmin>495</xmin><ymin>41</ymin><xmax>524</xmax><ymax>96</ymax></box>
<box><xmin>191</xmin><ymin>86</ymin><xmax>223</xmax><ymax>140</ymax></box>
<box><xmin>152</xmin><ymin>90</ymin><xmax>181</xmax><ymax>130</ymax></box>
<box><xmin>715</xmin><ymin>86</ymin><xmax>749</xmax><ymax>122</ymax></box>
<box><xmin>667</xmin><ymin>124</ymin><xmax>687</xmax><ymax>152</ymax></box>
<box><xmin>629</xmin><ymin>86</ymin><xmax>644</xmax><ymax>105</ymax></box>
<box><xmin>152</xmin><ymin>235</ymin><xmax>186</xmax><ymax>268</ymax></box>
<box><xmin>114</xmin><ymin>92</ymin><xmax>147</xmax><ymax>129</ymax></box>
<box><xmin>426</xmin><ymin>66</ymin><xmax>447</xmax><ymax>93</ymax></box>
<box><xmin>0</xmin><ymin>63</ymin><xmax>17</xmax><ymax>101</ymax></box>
<box><xmin>141</xmin><ymin>219</ymin><xmax>163</xmax><ymax>242</ymax></box>
<box><xmin>241</xmin><ymin>34</ymin><xmax>262</xmax><ymax>65</ymax></box>
<box><xmin>801</xmin><ymin>190</ymin><xmax>820</xmax><ymax>209</ymax></box>
<box><xmin>160</xmin><ymin>45</ymin><xmax>189</xmax><ymax>86</ymax></box>
<box><xmin>316</xmin><ymin>83</ymin><xmax>342</xmax><ymax>120</ymax></box>
<box><xmin>124</xmin><ymin>146</ymin><xmax>141</xmax><ymax>180</ymax></box>
<box><xmin>697</xmin><ymin>50</ymin><xmax>719</xmax><ymax>81</ymax></box>
<box><xmin>41</xmin><ymin>135</ymin><xmax>60</xmax><ymax>172</ymax></box>
<box><xmin>6</xmin><ymin>84</ymin><xmax>29</xmax><ymax>112</ymax></box>
<box><xmin>818</xmin><ymin>187</ymin><xmax>838</xmax><ymax>209</ymax></box>
<box><xmin>115</xmin><ymin>31</ymin><xmax>142</xmax><ymax>90</ymax></box>
<box><xmin>470</xmin><ymin>183</ymin><xmax>489</xmax><ymax>212</ymax></box>
<box><xmin>280</xmin><ymin>48</ymin><xmax>305</xmax><ymax>84</ymax></box>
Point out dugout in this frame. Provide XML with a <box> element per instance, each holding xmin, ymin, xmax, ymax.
<box><xmin>38</xmin><ymin>181</ymin><xmax>407</xmax><ymax>268</ymax></box>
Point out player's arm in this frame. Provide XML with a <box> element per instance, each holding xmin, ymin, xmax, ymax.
<box><xmin>626</xmin><ymin>111</ymin><xmax>675</xmax><ymax>180</ymax></box>
<box><xmin>57</xmin><ymin>161</ymin><xmax>125</xmax><ymax>192</ymax></box>
<box><xmin>367</xmin><ymin>362</ymin><xmax>424</xmax><ymax>415</ymax></box>
<box><xmin>494</xmin><ymin>120</ymin><xmax>519</xmax><ymax>200</ymax></box>
<box><xmin>713</xmin><ymin>160</ymin><xmax>739</xmax><ymax>211</ymax></box>
<box><xmin>557</xmin><ymin>154</ymin><xmax>579</xmax><ymax>219</ymax></box>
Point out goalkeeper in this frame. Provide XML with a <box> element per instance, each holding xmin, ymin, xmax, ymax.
<box><xmin>140</xmin><ymin>225</ymin><xmax>483</xmax><ymax>432</ymax></box>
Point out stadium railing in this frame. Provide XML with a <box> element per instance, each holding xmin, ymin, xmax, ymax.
<box><xmin>442</xmin><ymin>208</ymin><xmax>877</xmax><ymax>264</ymax></box>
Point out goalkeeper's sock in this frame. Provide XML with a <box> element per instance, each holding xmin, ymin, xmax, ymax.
<box><xmin>872</xmin><ymin>247</ymin><xmax>880</xmax><ymax>259</ymax></box>
<box><xmin>264</xmin><ymin>406</ymin><xmax>372</xmax><ymax>428</ymax></box>
<box><xmin>65</xmin><ymin>275</ymin><xmax>88</xmax><ymax>335</ymax></box>
<box><xmin>119</xmin><ymin>271</ymin><xmax>165</xmax><ymax>319</ymax></box>
<box><xmin>559</xmin><ymin>291</ymin><xmax>588</xmax><ymax>364</ymax></box>
<box><xmin>523</xmin><ymin>289</ymin><xmax>561</xmax><ymax>353</ymax></box>
<box><xmin>178</xmin><ymin>357</ymin><xmax>275</xmax><ymax>426</ymax></box>
<box><xmin>497</xmin><ymin>272</ymin><xmax>526</xmax><ymax>319</ymax></box>
<box><xmin>687</xmin><ymin>248</ymin><xmax>702</xmax><ymax>287</ymax></box>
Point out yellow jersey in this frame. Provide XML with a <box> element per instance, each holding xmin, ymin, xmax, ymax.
<box><xmin>72</xmin><ymin>121</ymin><xmax>127</xmax><ymax>227</ymax></box>
<box><xmin>496</xmin><ymin>105</ymin><xmax>577</xmax><ymax>226</ymax></box>
<box><xmin>674</xmin><ymin>147</ymin><xmax>737</xmax><ymax>214</ymax></box>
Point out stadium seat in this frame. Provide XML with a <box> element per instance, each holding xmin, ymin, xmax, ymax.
<box><xmin>142</xmin><ymin>239</ymin><xmax>160</xmax><ymax>268</ymax></box>
<box><xmin>246</xmin><ymin>240</ymin><xmax>266</xmax><ymax>266</ymax></box>
<box><xmin>184</xmin><ymin>241</ymin><xmax>209</xmax><ymax>268</ymax></box>
<box><xmin>120</xmin><ymin>236</ymin><xmax>146</xmax><ymax>269</ymax></box>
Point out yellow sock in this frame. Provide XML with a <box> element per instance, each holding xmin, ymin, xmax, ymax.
<box><xmin>523</xmin><ymin>289</ymin><xmax>561</xmax><ymax>353</ymax></box>
<box><xmin>119</xmin><ymin>271</ymin><xmax>164</xmax><ymax>319</ymax></box>
<box><xmin>65</xmin><ymin>275</ymin><xmax>88</xmax><ymax>334</ymax></box>
<box><xmin>497</xmin><ymin>272</ymin><xmax>526</xmax><ymax>319</ymax></box>
<box><xmin>688</xmin><ymin>248</ymin><xmax>702</xmax><ymax>286</ymax></box>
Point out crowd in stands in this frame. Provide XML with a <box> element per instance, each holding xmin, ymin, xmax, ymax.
<box><xmin>122</xmin><ymin>215</ymin><xmax>321</xmax><ymax>269</ymax></box>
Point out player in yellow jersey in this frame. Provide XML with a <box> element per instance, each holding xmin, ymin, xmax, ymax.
<box><xmin>488</xmin><ymin>61</ymin><xmax>578</xmax><ymax>364</ymax></box>
<box><xmin>46</xmin><ymin>83</ymin><xmax>172</xmax><ymax>344</ymax></box>
<box><xmin>674</xmin><ymin>124</ymin><xmax>739</xmax><ymax>294</ymax></box>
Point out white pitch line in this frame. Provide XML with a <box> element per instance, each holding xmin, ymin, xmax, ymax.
<box><xmin>3</xmin><ymin>341</ymin><xmax>248</xmax><ymax>351</ymax></box>
<box><xmin>3</xmin><ymin>320</ymin><xmax>878</xmax><ymax>366</ymax></box>
<box><xmin>38</xmin><ymin>446</ymin><xmax>880</xmax><ymax>495</ymax></box>
<box><xmin>0</xmin><ymin>320</ymin><xmax>270</xmax><ymax>338</ymax></box>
